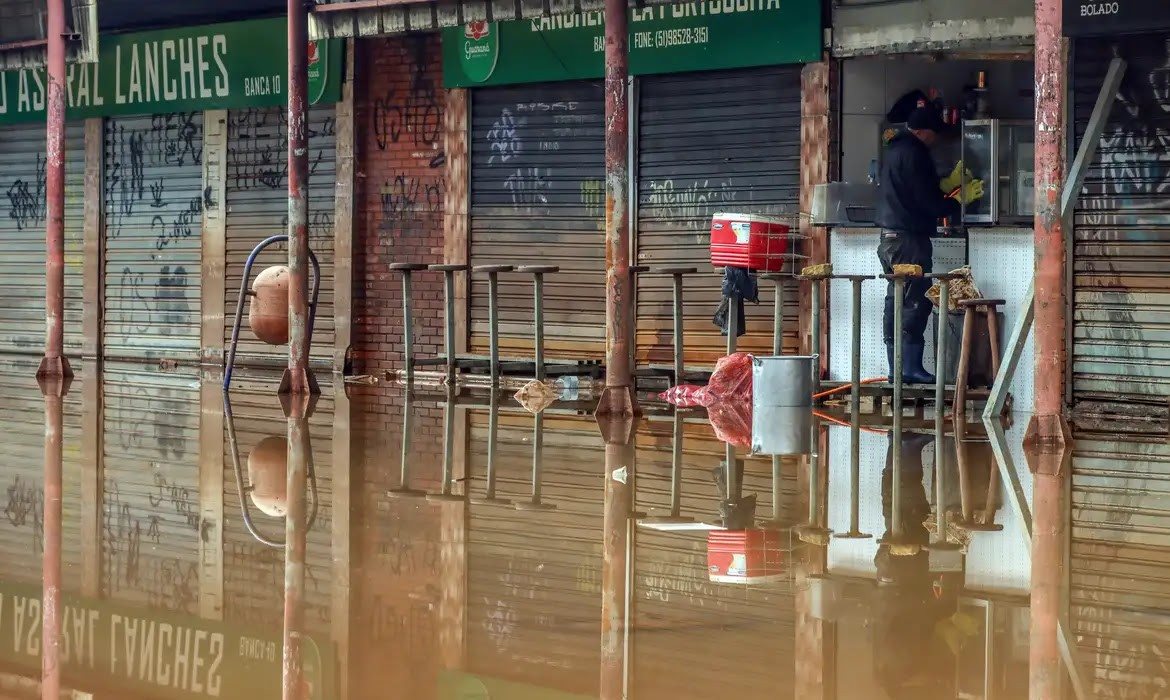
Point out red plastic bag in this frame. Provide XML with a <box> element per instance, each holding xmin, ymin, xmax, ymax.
<box><xmin>659</xmin><ymin>384</ymin><xmax>707</xmax><ymax>407</ymax></box>
<box><xmin>707</xmin><ymin>397</ymin><xmax>752</xmax><ymax>449</ymax></box>
<box><xmin>700</xmin><ymin>352</ymin><xmax>754</xmax><ymax>407</ymax></box>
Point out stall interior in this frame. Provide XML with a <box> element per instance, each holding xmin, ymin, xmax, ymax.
<box><xmin>824</xmin><ymin>55</ymin><xmax>1038</xmax><ymax>410</ymax></box>
<box><xmin>839</xmin><ymin>56</ymin><xmax>1035</xmax><ymax>198</ymax></box>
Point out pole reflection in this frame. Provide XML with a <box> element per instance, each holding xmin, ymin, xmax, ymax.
<box><xmin>282</xmin><ymin>394</ymin><xmax>315</xmax><ymax>700</ymax></box>
<box><xmin>599</xmin><ymin>414</ymin><xmax>637</xmax><ymax>700</ymax></box>
<box><xmin>38</xmin><ymin>373</ymin><xmax>70</xmax><ymax>700</ymax></box>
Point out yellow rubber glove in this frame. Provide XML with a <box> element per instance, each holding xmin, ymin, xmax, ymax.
<box><xmin>955</xmin><ymin>178</ymin><xmax>985</xmax><ymax>205</ymax></box>
<box><xmin>939</xmin><ymin>160</ymin><xmax>971</xmax><ymax>192</ymax></box>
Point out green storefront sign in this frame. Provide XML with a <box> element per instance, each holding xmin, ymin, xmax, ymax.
<box><xmin>442</xmin><ymin>0</ymin><xmax>822</xmax><ymax>88</ymax></box>
<box><xmin>0</xmin><ymin>16</ymin><xmax>341</xmax><ymax>126</ymax></box>
<box><xmin>0</xmin><ymin>581</ymin><xmax>331</xmax><ymax>699</ymax></box>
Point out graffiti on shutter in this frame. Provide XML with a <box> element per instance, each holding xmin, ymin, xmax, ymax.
<box><xmin>103</xmin><ymin>113</ymin><xmax>204</xmax><ymax>362</ymax></box>
<box><xmin>1072</xmin><ymin>435</ymin><xmax>1170</xmax><ymax>698</ymax></box>
<box><xmin>467</xmin><ymin>411</ymin><xmax>603</xmax><ymax>693</ymax></box>
<box><xmin>101</xmin><ymin>363</ymin><xmax>202</xmax><ymax>614</ymax></box>
<box><xmin>222</xmin><ymin>373</ymin><xmax>336</xmax><ymax>635</ymax></box>
<box><xmin>636</xmin><ymin>66</ymin><xmax>802</xmax><ymax>366</ymax></box>
<box><xmin>470</xmin><ymin>82</ymin><xmax>606</xmax><ymax>360</ymax></box>
<box><xmin>0</xmin><ymin>357</ymin><xmax>85</xmax><ymax>591</ymax></box>
<box><xmin>224</xmin><ymin>105</ymin><xmax>338</xmax><ymax>368</ymax></box>
<box><xmin>1073</xmin><ymin>34</ymin><xmax>1170</xmax><ymax>413</ymax></box>
<box><xmin>0</xmin><ymin>122</ymin><xmax>85</xmax><ymax>355</ymax></box>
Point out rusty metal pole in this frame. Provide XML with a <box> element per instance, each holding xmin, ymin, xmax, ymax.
<box><xmin>282</xmin><ymin>398</ymin><xmax>311</xmax><ymax>700</ymax></box>
<box><xmin>596</xmin><ymin>0</ymin><xmax>638</xmax><ymax>418</ymax></box>
<box><xmin>599</xmin><ymin>416</ymin><xmax>636</xmax><ymax>700</ymax></box>
<box><xmin>38</xmin><ymin>0</ymin><xmax>71</xmax><ymax>381</ymax></box>
<box><xmin>39</xmin><ymin>375</ymin><xmax>68</xmax><ymax>700</ymax></box>
<box><xmin>1029</xmin><ymin>0</ymin><xmax>1069</xmax><ymax>446</ymax></box>
<box><xmin>280</xmin><ymin>0</ymin><xmax>319</xmax><ymax>396</ymax></box>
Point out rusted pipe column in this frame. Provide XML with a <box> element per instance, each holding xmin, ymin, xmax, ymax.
<box><xmin>1027</xmin><ymin>444</ymin><xmax>1070</xmax><ymax>700</ymax></box>
<box><xmin>39</xmin><ymin>375</ymin><xmax>68</xmax><ymax>700</ymax></box>
<box><xmin>280</xmin><ymin>0</ymin><xmax>318</xmax><ymax>396</ymax></box>
<box><xmin>282</xmin><ymin>396</ymin><xmax>312</xmax><ymax>700</ymax></box>
<box><xmin>38</xmin><ymin>0</ymin><xmax>71</xmax><ymax>380</ymax></box>
<box><xmin>1030</xmin><ymin>0</ymin><xmax>1068</xmax><ymax>445</ymax></box>
<box><xmin>598</xmin><ymin>416</ymin><xmax>636</xmax><ymax>700</ymax></box>
<box><xmin>597</xmin><ymin>0</ymin><xmax>637</xmax><ymax>418</ymax></box>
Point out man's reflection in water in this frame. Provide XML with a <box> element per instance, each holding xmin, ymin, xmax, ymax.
<box><xmin>871</xmin><ymin>431</ymin><xmax>973</xmax><ymax>700</ymax></box>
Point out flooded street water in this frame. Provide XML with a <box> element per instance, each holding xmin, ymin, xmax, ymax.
<box><xmin>1</xmin><ymin>355</ymin><xmax>1167</xmax><ymax>699</ymax></box>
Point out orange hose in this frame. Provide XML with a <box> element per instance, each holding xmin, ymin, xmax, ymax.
<box><xmin>812</xmin><ymin>376</ymin><xmax>888</xmax><ymax>400</ymax></box>
<box><xmin>812</xmin><ymin>410</ymin><xmax>887</xmax><ymax>435</ymax></box>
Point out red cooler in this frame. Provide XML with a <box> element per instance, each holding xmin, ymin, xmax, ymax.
<box><xmin>709</xmin><ymin>212</ymin><xmax>790</xmax><ymax>272</ymax></box>
<box><xmin>707</xmin><ymin>529</ymin><xmax>786</xmax><ymax>584</ymax></box>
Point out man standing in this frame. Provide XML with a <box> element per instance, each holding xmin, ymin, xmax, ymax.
<box><xmin>876</xmin><ymin>104</ymin><xmax>983</xmax><ymax>384</ymax></box>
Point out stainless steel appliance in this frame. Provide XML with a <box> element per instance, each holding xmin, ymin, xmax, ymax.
<box><xmin>961</xmin><ymin>119</ymin><xmax>1034</xmax><ymax>226</ymax></box>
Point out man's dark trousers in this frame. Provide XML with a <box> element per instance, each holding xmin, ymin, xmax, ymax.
<box><xmin>878</xmin><ymin>230</ymin><xmax>933</xmax><ymax>345</ymax></box>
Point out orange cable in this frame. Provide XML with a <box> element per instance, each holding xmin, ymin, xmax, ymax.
<box><xmin>812</xmin><ymin>409</ymin><xmax>887</xmax><ymax>435</ymax></box>
<box><xmin>811</xmin><ymin>376</ymin><xmax>888</xmax><ymax>400</ymax></box>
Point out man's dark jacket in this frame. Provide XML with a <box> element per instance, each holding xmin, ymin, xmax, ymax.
<box><xmin>875</xmin><ymin>131</ymin><xmax>961</xmax><ymax>237</ymax></box>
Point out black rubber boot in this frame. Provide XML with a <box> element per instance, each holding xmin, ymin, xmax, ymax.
<box><xmin>902</xmin><ymin>340</ymin><xmax>935</xmax><ymax>385</ymax></box>
<box><xmin>886</xmin><ymin>342</ymin><xmax>895</xmax><ymax>379</ymax></box>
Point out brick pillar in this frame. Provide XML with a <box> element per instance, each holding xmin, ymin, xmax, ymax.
<box><xmin>353</xmin><ymin>34</ymin><xmax>447</xmax><ymax>375</ymax></box>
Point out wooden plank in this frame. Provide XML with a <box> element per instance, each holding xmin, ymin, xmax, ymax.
<box><xmin>199</xmin><ymin>378</ymin><xmax>225</xmax><ymax>620</ymax></box>
<box><xmin>80</xmin><ymin>360</ymin><xmax>103</xmax><ymax>598</ymax></box>
<box><xmin>334</xmin><ymin>39</ymin><xmax>357</xmax><ymax>373</ymax></box>
<box><xmin>331</xmin><ymin>379</ymin><xmax>352</xmax><ymax>700</ymax></box>
<box><xmin>202</xmin><ymin>110</ymin><xmax>228</xmax><ymax>365</ymax></box>
<box><xmin>82</xmin><ymin>118</ymin><xmax>103</xmax><ymax>358</ymax></box>
<box><xmin>444</xmin><ymin>88</ymin><xmax>470</xmax><ymax>354</ymax></box>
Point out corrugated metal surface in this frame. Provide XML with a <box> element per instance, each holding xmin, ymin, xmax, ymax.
<box><xmin>100</xmin><ymin>362</ymin><xmax>202</xmax><ymax>615</ymax></box>
<box><xmin>0</xmin><ymin>356</ymin><xmax>84</xmax><ymax>591</ymax></box>
<box><xmin>632</xmin><ymin>418</ymin><xmax>797</xmax><ymax>699</ymax></box>
<box><xmin>467</xmin><ymin>411</ymin><xmax>603</xmax><ymax>694</ymax></box>
<box><xmin>0</xmin><ymin>0</ymin><xmax>96</xmax><ymax>70</ymax></box>
<box><xmin>103</xmin><ymin>113</ymin><xmax>204</xmax><ymax>362</ymax></box>
<box><xmin>635</xmin><ymin>67</ymin><xmax>802</xmax><ymax>366</ymax></box>
<box><xmin>1071</xmin><ymin>434</ymin><xmax>1170</xmax><ymax>699</ymax></box>
<box><xmin>469</xmin><ymin>82</ymin><xmax>606</xmax><ymax>360</ymax></box>
<box><xmin>222</xmin><ymin>374</ymin><xmax>335</xmax><ymax>636</ymax></box>
<box><xmin>1072</xmin><ymin>35</ymin><xmax>1170</xmax><ymax>413</ymax></box>
<box><xmin>224</xmin><ymin>105</ymin><xmax>338</xmax><ymax>368</ymax></box>
<box><xmin>0</xmin><ymin>121</ymin><xmax>84</xmax><ymax>356</ymax></box>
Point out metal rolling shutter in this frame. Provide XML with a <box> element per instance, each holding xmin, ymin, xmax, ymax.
<box><xmin>222</xmin><ymin>374</ymin><xmax>335</xmax><ymax>636</ymax></box>
<box><xmin>1072</xmin><ymin>36</ymin><xmax>1170</xmax><ymax>412</ymax></box>
<box><xmin>100</xmin><ymin>363</ymin><xmax>202</xmax><ymax>614</ymax></box>
<box><xmin>0</xmin><ymin>121</ymin><xmax>85</xmax><ymax>355</ymax></box>
<box><xmin>0</xmin><ymin>357</ymin><xmax>84</xmax><ymax>591</ymax></box>
<box><xmin>467</xmin><ymin>412</ymin><xmax>603</xmax><ymax>694</ymax></box>
<box><xmin>633</xmin><ymin>420</ymin><xmax>797</xmax><ymax>699</ymax></box>
<box><xmin>224</xmin><ymin>106</ymin><xmax>338</xmax><ymax>368</ymax></box>
<box><xmin>470</xmin><ymin>83</ymin><xmax>606</xmax><ymax>360</ymax></box>
<box><xmin>103</xmin><ymin>113</ymin><xmax>204</xmax><ymax>362</ymax></box>
<box><xmin>1071</xmin><ymin>435</ymin><xmax>1170</xmax><ymax>697</ymax></box>
<box><xmin>636</xmin><ymin>66</ymin><xmax>802</xmax><ymax>366</ymax></box>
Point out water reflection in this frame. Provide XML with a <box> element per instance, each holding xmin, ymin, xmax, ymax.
<box><xmin>6</xmin><ymin>358</ymin><xmax>1170</xmax><ymax>697</ymax></box>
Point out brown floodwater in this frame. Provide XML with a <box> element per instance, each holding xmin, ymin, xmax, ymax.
<box><xmin>0</xmin><ymin>355</ymin><xmax>1167</xmax><ymax>699</ymax></box>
